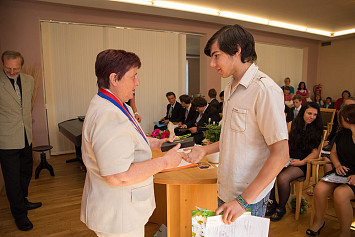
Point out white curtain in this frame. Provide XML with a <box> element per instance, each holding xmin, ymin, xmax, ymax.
<box><xmin>41</xmin><ymin>22</ymin><xmax>186</xmax><ymax>154</ymax></box>
<box><xmin>221</xmin><ymin>42</ymin><xmax>304</xmax><ymax>91</ymax></box>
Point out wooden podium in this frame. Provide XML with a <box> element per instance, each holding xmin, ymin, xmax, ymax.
<box><xmin>150</xmin><ymin>150</ymin><xmax>218</xmax><ymax>237</ymax></box>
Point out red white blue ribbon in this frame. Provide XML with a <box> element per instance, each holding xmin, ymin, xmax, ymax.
<box><xmin>97</xmin><ymin>88</ymin><xmax>149</xmax><ymax>145</ymax></box>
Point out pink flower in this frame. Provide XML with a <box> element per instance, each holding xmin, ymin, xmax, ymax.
<box><xmin>151</xmin><ymin>129</ymin><xmax>160</xmax><ymax>138</ymax></box>
<box><xmin>160</xmin><ymin>131</ymin><xmax>170</xmax><ymax>139</ymax></box>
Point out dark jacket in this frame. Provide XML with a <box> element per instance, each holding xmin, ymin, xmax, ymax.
<box><xmin>164</xmin><ymin>101</ymin><xmax>184</xmax><ymax>123</ymax></box>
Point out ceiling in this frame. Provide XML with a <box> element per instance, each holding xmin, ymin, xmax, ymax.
<box><xmin>38</xmin><ymin>0</ymin><xmax>355</xmax><ymax>40</ymax></box>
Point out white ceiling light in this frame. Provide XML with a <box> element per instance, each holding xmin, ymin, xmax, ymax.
<box><xmin>153</xmin><ymin>1</ymin><xmax>219</xmax><ymax>15</ymax></box>
<box><xmin>269</xmin><ymin>21</ymin><xmax>307</xmax><ymax>32</ymax></box>
<box><xmin>306</xmin><ymin>28</ymin><xmax>332</xmax><ymax>37</ymax></box>
<box><xmin>108</xmin><ymin>0</ymin><xmax>152</xmax><ymax>5</ymax></box>
<box><xmin>219</xmin><ymin>11</ymin><xmax>268</xmax><ymax>25</ymax></box>
<box><xmin>334</xmin><ymin>28</ymin><xmax>355</xmax><ymax>36</ymax></box>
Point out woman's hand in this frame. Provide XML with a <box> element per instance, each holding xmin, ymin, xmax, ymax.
<box><xmin>336</xmin><ymin>165</ymin><xmax>349</xmax><ymax>176</ymax></box>
<box><xmin>290</xmin><ymin>159</ymin><xmax>305</xmax><ymax>166</ymax></box>
<box><xmin>348</xmin><ymin>175</ymin><xmax>355</xmax><ymax>186</ymax></box>
<box><xmin>134</xmin><ymin>113</ymin><xmax>142</xmax><ymax>123</ymax></box>
<box><xmin>163</xmin><ymin>143</ymin><xmax>185</xmax><ymax>169</ymax></box>
<box><xmin>148</xmin><ymin>137</ymin><xmax>174</xmax><ymax>150</ymax></box>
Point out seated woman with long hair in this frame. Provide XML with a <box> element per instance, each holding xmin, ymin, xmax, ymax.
<box><xmin>267</xmin><ymin>102</ymin><xmax>323</xmax><ymax>221</ymax></box>
<box><xmin>307</xmin><ymin>104</ymin><xmax>355</xmax><ymax>237</ymax></box>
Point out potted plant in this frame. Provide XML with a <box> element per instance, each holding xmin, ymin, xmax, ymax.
<box><xmin>202</xmin><ymin>120</ymin><xmax>221</xmax><ymax>163</ymax></box>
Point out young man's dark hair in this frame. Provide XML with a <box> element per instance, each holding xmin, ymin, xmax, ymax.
<box><xmin>219</xmin><ymin>91</ymin><xmax>224</xmax><ymax>98</ymax></box>
<box><xmin>179</xmin><ymin>94</ymin><xmax>191</xmax><ymax>104</ymax></box>
<box><xmin>208</xmin><ymin>88</ymin><xmax>217</xmax><ymax>98</ymax></box>
<box><xmin>204</xmin><ymin>24</ymin><xmax>257</xmax><ymax>63</ymax></box>
<box><xmin>166</xmin><ymin>92</ymin><xmax>176</xmax><ymax>98</ymax></box>
<box><xmin>192</xmin><ymin>96</ymin><xmax>207</xmax><ymax>108</ymax></box>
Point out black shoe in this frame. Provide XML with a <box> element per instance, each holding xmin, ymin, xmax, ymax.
<box><xmin>306</xmin><ymin>222</ymin><xmax>325</xmax><ymax>236</ymax></box>
<box><xmin>25</xmin><ymin>200</ymin><xmax>42</xmax><ymax>210</ymax></box>
<box><xmin>265</xmin><ymin>200</ymin><xmax>277</xmax><ymax>216</ymax></box>
<box><xmin>270</xmin><ymin>207</ymin><xmax>286</xmax><ymax>222</ymax></box>
<box><xmin>15</xmin><ymin>216</ymin><xmax>33</xmax><ymax>231</ymax></box>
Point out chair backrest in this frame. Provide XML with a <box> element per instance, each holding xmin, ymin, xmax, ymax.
<box><xmin>318</xmin><ymin>130</ymin><xmax>328</xmax><ymax>159</ymax></box>
<box><xmin>320</xmin><ymin>108</ymin><xmax>336</xmax><ymax>136</ymax></box>
<box><xmin>320</xmin><ymin>108</ymin><xmax>335</xmax><ymax>126</ymax></box>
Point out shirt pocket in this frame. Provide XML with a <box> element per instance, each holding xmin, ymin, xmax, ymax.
<box><xmin>230</xmin><ymin>107</ymin><xmax>247</xmax><ymax>132</ymax></box>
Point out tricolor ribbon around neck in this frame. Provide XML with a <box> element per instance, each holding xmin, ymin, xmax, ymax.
<box><xmin>97</xmin><ymin>88</ymin><xmax>149</xmax><ymax>145</ymax></box>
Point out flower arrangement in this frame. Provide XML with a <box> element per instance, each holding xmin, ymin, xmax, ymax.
<box><xmin>289</xmin><ymin>194</ymin><xmax>309</xmax><ymax>214</ymax></box>
<box><xmin>149</xmin><ymin>129</ymin><xmax>170</xmax><ymax>139</ymax></box>
<box><xmin>192</xmin><ymin>209</ymin><xmax>215</xmax><ymax>237</ymax></box>
<box><xmin>202</xmin><ymin>120</ymin><xmax>221</xmax><ymax>143</ymax></box>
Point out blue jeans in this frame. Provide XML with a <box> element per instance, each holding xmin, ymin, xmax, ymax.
<box><xmin>218</xmin><ymin>192</ymin><xmax>270</xmax><ymax>217</ymax></box>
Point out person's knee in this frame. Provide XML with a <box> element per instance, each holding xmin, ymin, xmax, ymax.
<box><xmin>313</xmin><ymin>182</ymin><xmax>330</xmax><ymax>198</ymax></box>
<box><xmin>333</xmin><ymin>185</ymin><xmax>353</xmax><ymax>204</ymax></box>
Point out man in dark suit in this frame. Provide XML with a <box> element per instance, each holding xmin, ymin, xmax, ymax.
<box><xmin>208</xmin><ymin>88</ymin><xmax>220</xmax><ymax>112</ymax></box>
<box><xmin>0</xmin><ymin>51</ymin><xmax>42</xmax><ymax>231</ymax></box>
<box><xmin>286</xmin><ymin>94</ymin><xmax>302</xmax><ymax>123</ymax></box>
<box><xmin>185</xmin><ymin>96</ymin><xmax>221</xmax><ymax>144</ymax></box>
<box><xmin>175</xmin><ymin>94</ymin><xmax>197</xmax><ymax>136</ymax></box>
<box><xmin>161</xmin><ymin>91</ymin><xmax>184</xmax><ymax>124</ymax></box>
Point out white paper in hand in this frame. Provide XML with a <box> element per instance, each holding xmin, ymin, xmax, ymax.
<box><xmin>205</xmin><ymin>214</ymin><xmax>270</xmax><ymax>237</ymax></box>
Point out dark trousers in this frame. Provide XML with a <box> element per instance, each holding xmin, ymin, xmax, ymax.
<box><xmin>0</xmin><ymin>137</ymin><xmax>33</xmax><ymax>219</ymax></box>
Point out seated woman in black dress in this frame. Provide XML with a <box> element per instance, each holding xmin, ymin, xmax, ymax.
<box><xmin>267</xmin><ymin>102</ymin><xmax>323</xmax><ymax>221</ymax></box>
<box><xmin>307</xmin><ymin>104</ymin><xmax>355</xmax><ymax>237</ymax></box>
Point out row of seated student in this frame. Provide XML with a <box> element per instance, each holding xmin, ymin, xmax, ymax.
<box><xmin>156</xmin><ymin>91</ymin><xmax>221</xmax><ymax>144</ymax></box>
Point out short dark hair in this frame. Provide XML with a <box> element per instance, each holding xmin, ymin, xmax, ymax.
<box><xmin>292</xmin><ymin>94</ymin><xmax>302</xmax><ymax>101</ymax></box>
<box><xmin>284</xmin><ymin>86</ymin><xmax>291</xmax><ymax>91</ymax></box>
<box><xmin>208</xmin><ymin>88</ymin><xmax>217</xmax><ymax>98</ymax></box>
<box><xmin>342</xmin><ymin>90</ymin><xmax>351</xmax><ymax>98</ymax></box>
<box><xmin>192</xmin><ymin>96</ymin><xmax>207</xmax><ymax>108</ymax></box>
<box><xmin>339</xmin><ymin>104</ymin><xmax>355</xmax><ymax>127</ymax></box>
<box><xmin>219</xmin><ymin>91</ymin><xmax>224</xmax><ymax>98</ymax></box>
<box><xmin>95</xmin><ymin>49</ymin><xmax>141</xmax><ymax>89</ymax></box>
<box><xmin>166</xmin><ymin>92</ymin><xmax>176</xmax><ymax>98</ymax></box>
<box><xmin>204</xmin><ymin>24</ymin><xmax>257</xmax><ymax>63</ymax></box>
<box><xmin>1</xmin><ymin>51</ymin><xmax>24</xmax><ymax>66</ymax></box>
<box><xmin>297</xmin><ymin>81</ymin><xmax>307</xmax><ymax>90</ymax></box>
<box><xmin>326</xmin><ymin>97</ymin><xmax>332</xmax><ymax>101</ymax></box>
<box><xmin>179</xmin><ymin>94</ymin><xmax>191</xmax><ymax>104</ymax></box>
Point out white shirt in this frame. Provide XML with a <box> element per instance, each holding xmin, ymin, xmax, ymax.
<box><xmin>218</xmin><ymin>63</ymin><xmax>288</xmax><ymax>204</ymax></box>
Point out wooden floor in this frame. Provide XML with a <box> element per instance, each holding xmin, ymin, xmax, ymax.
<box><xmin>0</xmin><ymin>153</ymin><xmax>354</xmax><ymax>236</ymax></box>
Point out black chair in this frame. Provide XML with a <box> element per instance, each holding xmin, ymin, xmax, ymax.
<box><xmin>33</xmin><ymin>145</ymin><xmax>54</xmax><ymax>179</ymax></box>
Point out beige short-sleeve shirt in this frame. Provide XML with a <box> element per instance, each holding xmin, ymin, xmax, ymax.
<box><xmin>218</xmin><ymin>63</ymin><xmax>288</xmax><ymax>204</ymax></box>
<box><xmin>80</xmin><ymin>94</ymin><xmax>155</xmax><ymax>234</ymax></box>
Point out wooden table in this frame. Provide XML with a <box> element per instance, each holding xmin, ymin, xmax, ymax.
<box><xmin>150</xmin><ymin>150</ymin><xmax>218</xmax><ymax>237</ymax></box>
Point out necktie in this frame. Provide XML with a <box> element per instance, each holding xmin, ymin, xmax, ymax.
<box><xmin>294</xmin><ymin>108</ymin><xmax>298</xmax><ymax>118</ymax></box>
<box><xmin>185</xmin><ymin>108</ymin><xmax>189</xmax><ymax>120</ymax></box>
<box><xmin>168</xmin><ymin>106</ymin><xmax>173</xmax><ymax>118</ymax></box>
<box><xmin>14</xmin><ymin>78</ymin><xmax>22</xmax><ymax>105</ymax></box>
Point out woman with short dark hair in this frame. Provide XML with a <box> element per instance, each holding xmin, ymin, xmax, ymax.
<box><xmin>80</xmin><ymin>49</ymin><xmax>185</xmax><ymax>237</ymax></box>
<box><xmin>307</xmin><ymin>104</ymin><xmax>355</xmax><ymax>237</ymax></box>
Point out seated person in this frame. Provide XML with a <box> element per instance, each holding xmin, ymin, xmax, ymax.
<box><xmin>208</xmin><ymin>88</ymin><xmax>220</xmax><ymax>112</ymax></box>
<box><xmin>314</xmin><ymin>94</ymin><xmax>324</xmax><ymax>108</ymax></box>
<box><xmin>179</xmin><ymin>97</ymin><xmax>220</xmax><ymax>144</ymax></box>
<box><xmin>284</xmin><ymin>86</ymin><xmax>293</xmax><ymax>106</ymax></box>
<box><xmin>307</xmin><ymin>104</ymin><xmax>355</xmax><ymax>237</ymax></box>
<box><xmin>219</xmin><ymin>91</ymin><xmax>224</xmax><ymax>113</ymax></box>
<box><xmin>286</xmin><ymin>94</ymin><xmax>302</xmax><ymax>123</ymax></box>
<box><xmin>334</xmin><ymin>90</ymin><xmax>351</xmax><ymax>111</ymax></box>
<box><xmin>323</xmin><ymin>96</ymin><xmax>334</xmax><ymax>109</ymax></box>
<box><xmin>296</xmin><ymin>81</ymin><xmax>310</xmax><ymax>105</ymax></box>
<box><xmin>281</xmin><ymin>77</ymin><xmax>295</xmax><ymax>97</ymax></box>
<box><xmin>156</xmin><ymin>92</ymin><xmax>184</xmax><ymax>129</ymax></box>
<box><xmin>267</xmin><ymin>102</ymin><xmax>323</xmax><ymax>222</ymax></box>
<box><xmin>174</xmin><ymin>94</ymin><xmax>197</xmax><ymax>136</ymax></box>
